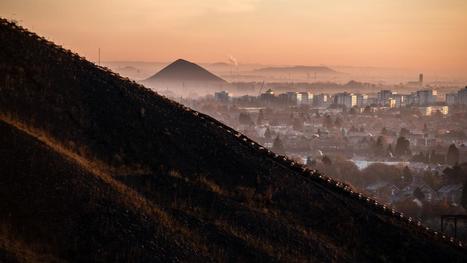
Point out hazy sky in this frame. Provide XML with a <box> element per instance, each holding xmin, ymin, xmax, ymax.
<box><xmin>1</xmin><ymin>0</ymin><xmax>467</xmax><ymax>73</ymax></box>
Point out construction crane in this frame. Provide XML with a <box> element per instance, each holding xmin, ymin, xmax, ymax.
<box><xmin>258</xmin><ymin>80</ymin><xmax>265</xmax><ymax>96</ymax></box>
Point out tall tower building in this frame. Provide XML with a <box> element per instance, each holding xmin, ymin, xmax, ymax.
<box><xmin>419</xmin><ymin>73</ymin><xmax>424</xmax><ymax>86</ymax></box>
<box><xmin>458</xmin><ymin>87</ymin><xmax>467</xmax><ymax>105</ymax></box>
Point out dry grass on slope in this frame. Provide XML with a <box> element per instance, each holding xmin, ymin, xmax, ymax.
<box><xmin>0</xmin><ymin>225</ymin><xmax>61</xmax><ymax>263</ymax></box>
<box><xmin>0</xmin><ymin>115</ymin><xmax>217</xmax><ymax>260</ymax></box>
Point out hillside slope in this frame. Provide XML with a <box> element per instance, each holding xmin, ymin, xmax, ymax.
<box><xmin>0</xmin><ymin>120</ymin><xmax>210</xmax><ymax>262</ymax></box>
<box><xmin>0</xmin><ymin>18</ymin><xmax>466</xmax><ymax>262</ymax></box>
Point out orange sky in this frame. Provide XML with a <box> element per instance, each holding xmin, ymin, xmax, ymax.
<box><xmin>1</xmin><ymin>0</ymin><xmax>467</xmax><ymax>73</ymax></box>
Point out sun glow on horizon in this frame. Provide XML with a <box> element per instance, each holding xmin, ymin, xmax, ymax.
<box><xmin>1</xmin><ymin>0</ymin><xmax>467</xmax><ymax>74</ymax></box>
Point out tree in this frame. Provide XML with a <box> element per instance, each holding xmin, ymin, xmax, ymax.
<box><xmin>361</xmin><ymin>163</ymin><xmax>401</xmax><ymax>185</ymax></box>
<box><xmin>446</xmin><ymin>144</ymin><xmax>459</xmax><ymax>165</ymax></box>
<box><xmin>322</xmin><ymin>155</ymin><xmax>332</xmax><ymax>166</ymax></box>
<box><xmin>429</xmin><ymin>149</ymin><xmax>445</xmax><ymax>164</ymax></box>
<box><xmin>443</xmin><ymin>164</ymin><xmax>466</xmax><ymax>184</ymax></box>
<box><xmin>400</xmin><ymin>127</ymin><xmax>410</xmax><ymax>138</ymax></box>
<box><xmin>411</xmin><ymin>151</ymin><xmax>426</xmax><ymax>162</ymax></box>
<box><xmin>429</xmin><ymin>149</ymin><xmax>436</xmax><ymax>163</ymax></box>
<box><xmin>395</xmin><ymin>136</ymin><xmax>411</xmax><ymax>156</ymax></box>
<box><xmin>363</xmin><ymin>106</ymin><xmax>372</xmax><ymax>114</ymax></box>
<box><xmin>461</xmin><ymin>180</ymin><xmax>467</xmax><ymax>211</ymax></box>
<box><xmin>423</xmin><ymin>123</ymin><xmax>429</xmax><ymax>134</ymax></box>
<box><xmin>264</xmin><ymin>127</ymin><xmax>272</xmax><ymax>140</ymax></box>
<box><xmin>287</xmin><ymin>113</ymin><xmax>294</xmax><ymax>125</ymax></box>
<box><xmin>334</xmin><ymin>117</ymin><xmax>343</xmax><ymax>127</ymax></box>
<box><xmin>239</xmin><ymin>112</ymin><xmax>254</xmax><ymax>126</ymax></box>
<box><xmin>373</xmin><ymin>136</ymin><xmax>385</xmax><ymax>156</ymax></box>
<box><xmin>401</xmin><ymin>166</ymin><xmax>412</xmax><ymax>185</ymax></box>
<box><xmin>256</xmin><ymin>109</ymin><xmax>264</xmax><ymax>125</ymax></box>
<box><xmin>413</xmin><ymin>187</ymin><xmax>425</xmax><ymax>201</ymax></box>
<box><xmin>272</xmin><ymin>136</ymin><xmax>285</xmax><ymax>154</ymax></box>
<box><xmin>387</xmin><ymin>144</ymin><xmax>393</xmax><ymax>156</ymax></box>
<box><xmin>293</xmin><ymin>118</ymin><xmax>304</xmax><ymax>131</ymax></box>
<box><xmin>323</xmin><ymin>115</ymin><xmax>333</xmax><ymax>129</ymax></box>
<box><xmin>306</xmin><ymin>156</ymin><xmax>316</xmax><ymax>167</ymax></box>
<box><xmin>423</xmin><ymin>171</ymin><xmax>442</xmax><ymax>190</ymax></box>
<box><xmin>381</xmin><ymin>127</ymin><xmax>388</xmax><ymax>135</ymax></box>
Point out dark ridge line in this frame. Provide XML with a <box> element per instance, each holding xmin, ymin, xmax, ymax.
<box><xmin>0</xmin><ymin>17</ymin><xmax>464</xmax><ymax>249</ymax></box>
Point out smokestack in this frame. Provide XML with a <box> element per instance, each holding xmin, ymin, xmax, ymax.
<box><xmin>228</xmin><ymin>55</ymin><xmax>238</xmax><ymax>82</ymax></box>
<box><xmin>228</xmin><ymin>55</ymin><xmax>238</xmax><ymax>67</ymax></box>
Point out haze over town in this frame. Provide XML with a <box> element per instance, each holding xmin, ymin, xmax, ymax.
<box><xmin>1</xmin><ymin>1</ymin><xmax>467</xmax><ymax>261</ymax></box>
<box><xmin>2</xmin><ymin>0</ymin><xmax>467</xmax><ymax>79</ymax></box>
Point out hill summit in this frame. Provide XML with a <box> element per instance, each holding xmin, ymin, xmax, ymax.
<box><xmin>144</xmin><ymin>58</ymin><xmax>227</xmax><ymax>86</ymax></box>
<box><xmin>0</xmin><ymin>18</ymin><xmax>466</xmax><ymax>262</ymax></box>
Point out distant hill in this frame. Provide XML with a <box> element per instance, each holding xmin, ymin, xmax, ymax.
<box><xmin>255</xmin><ymin>65</ymin><xmax>337</xmax><ymax>74</ymax></box>
<box><xmin>0</xmin><ymin>18</ymin><xmax>466</xmax><ymax>262</ymax></box>
<box><xmin>145</xmin><ymin>59</ymin><xmax>227</xmax><ymax>85</ymax></box>
<box><xmin>209</xmin><ymin>62</ymin><xmax>231</xmax><ymax>67</ymax></box>
<box><xmin>118</xmin><ymin>65</ymin><xmax>140</xmax><ymax>72</ymax></box>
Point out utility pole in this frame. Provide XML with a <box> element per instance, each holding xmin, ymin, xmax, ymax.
<box><xmin>98</xmin><ymin>48</ymin><xmax>101</xmax><ymax>66</ymax></box>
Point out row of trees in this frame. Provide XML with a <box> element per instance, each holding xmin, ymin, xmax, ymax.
<box><xmin>412</xmin><ymin>144</ymin><xmax>460</xmax><ymax>165</ymax></box>
<box><xmin>308</xmin><ymin>155</ymin><xmax>467</xmax><ymax>211</ymax></box>
<box><xmin>372</xmin><ymin>134</ymin><xmax>461</xmax><ymax>165</ymax></box>
<box><xmin>372</xmin><ymin>136</ymin><xmax>411</xmax><ymax>157</ymax></box>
